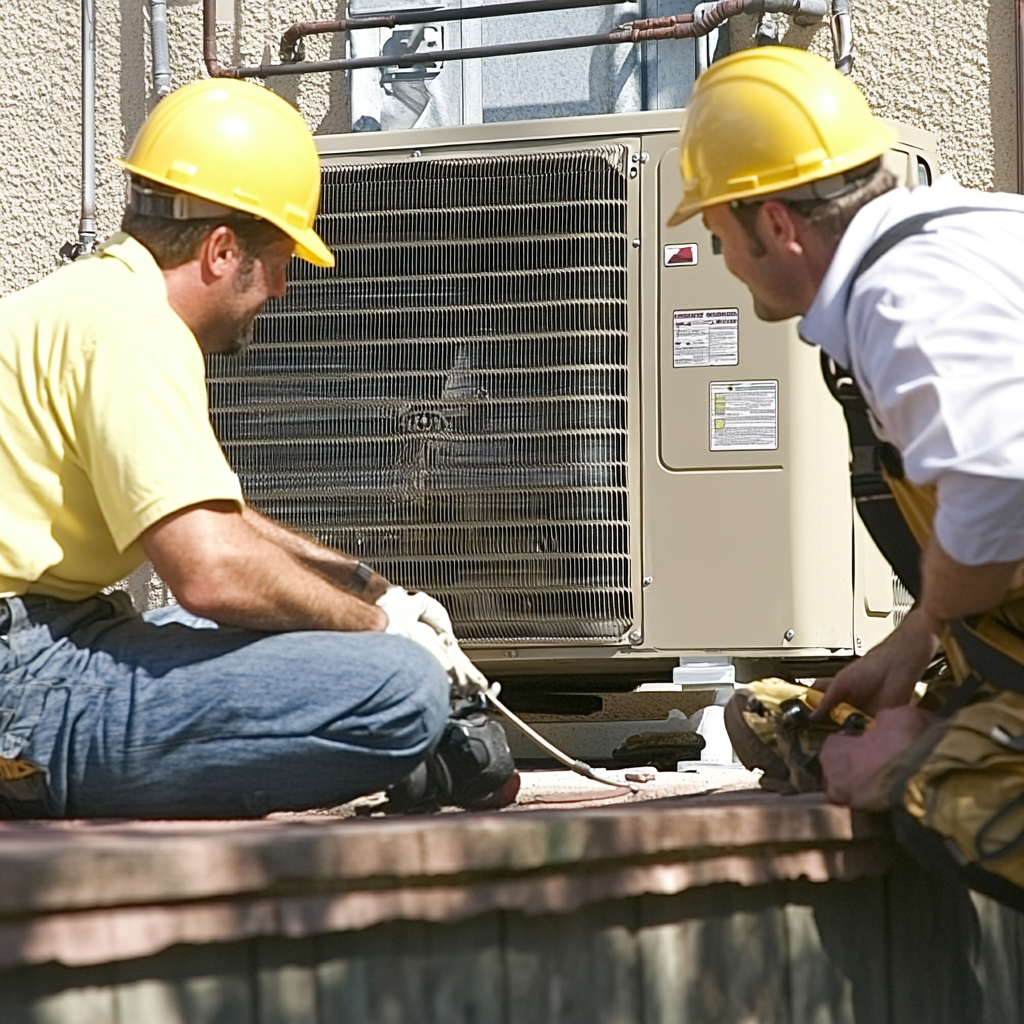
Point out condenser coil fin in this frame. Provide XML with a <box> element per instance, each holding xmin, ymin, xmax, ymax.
<box><xmin>208</xmin><ymin>145</ymin><xmax>632</xmax><ymax>644</ymax></box>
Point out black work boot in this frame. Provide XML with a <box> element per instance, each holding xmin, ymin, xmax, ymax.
<box><xmin>386</xmin><ymin>706</ymin><xmax>520</xmax><ymax>813</ymax></box>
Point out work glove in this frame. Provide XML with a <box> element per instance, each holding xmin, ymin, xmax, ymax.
<box><xmin>377</xmin><ymin>587</ymin><xmax>489</xmax><ymax>696</ymax></box>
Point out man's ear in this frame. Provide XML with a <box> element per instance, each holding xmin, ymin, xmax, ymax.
<box><xmin>198</xmin><ymin>225</ymin><xmax>243</xmax><ymax>284</ymax></box>
<box><xmin>759</xmin><ymin>201</ymin><xmax>805</xmax><ymax>257</ymax></box>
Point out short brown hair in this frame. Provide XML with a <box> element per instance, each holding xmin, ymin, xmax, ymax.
<box><xmin>730</xmin><ymin>160</ymin><xmax>897</xmax><ymax>256</ymax></box>
<box><xmin>121</xmin><ymin>178</ymin><xmax>287</xmax><ymax>270</ymax></box>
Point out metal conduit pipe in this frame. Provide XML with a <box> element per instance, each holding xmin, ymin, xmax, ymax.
<box><xmin>242</xmin><ymin>31</ymin><xmax>636</xmax><ymax>78</ymax></box>
<box><xmin>281</xmin><ymin>0</ymin><xmax>635</xmax><ymax>62</ymax></box>
<box><xmin>79</xmin><ymin>0</ymin><xmax>97</xmax><ymax>255</ymax></box>
<box><xmin>149</xmin><ymin>0</ymin><xmax>172</xmax><ymax>97</ymax></box>
<box><xmin>204</xmin><ymin>0</ymin><xmax>829</xmax><ymax>80</ymax></box>
<box><xmin>830</xmin><ymin>0</ymin><xmax>853</xmax><ymax>75</ymax></box>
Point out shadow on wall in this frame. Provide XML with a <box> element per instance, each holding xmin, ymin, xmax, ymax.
<box><xmin>119</xmin><ymin>0</ymin><xmax>149</xmax><ymax>151</ymax></box>
<box><xmin>987</xmin><ymin>0</ymin><xmax>1018</xmax><ymax>191</ymax></box>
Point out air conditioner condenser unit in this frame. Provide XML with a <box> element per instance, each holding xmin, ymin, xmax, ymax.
<box><xmin>207</xmin><ymin>110</ymin><xmax>937</xmax><ymax>684</ymax></box>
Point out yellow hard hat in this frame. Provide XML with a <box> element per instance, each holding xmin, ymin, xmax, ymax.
<box><xmin>669</xmin><ymin>47</ymin><xmax>897</xmax><ymax>225</ymax></box>
<box><xmin>116</xmin><ymin>78</ymin><xmax>334</xmax><ymax>268</ymax></box>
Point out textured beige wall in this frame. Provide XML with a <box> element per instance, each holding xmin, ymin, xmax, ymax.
<box><xmin>0</xmin><ymin>0</ymin><xmax>348</xmax><ymax>295</ymax></box>
<box><xmin>730</xmin><ymin>0</ymin><xmax>1018</xmax><ymax>191</ymax></box>
<box><xmin>0</xmin><ymin>0</ymin><xmax>1018</xmax><ymax>295</ymax></box>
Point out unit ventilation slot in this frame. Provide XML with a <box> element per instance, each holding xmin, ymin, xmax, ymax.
<box><xmin>208</xmin><ymin>146</ymin><xmax>632</xmax><ymax>644</ymax></box>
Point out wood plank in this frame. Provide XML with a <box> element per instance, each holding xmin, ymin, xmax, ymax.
<box><xmin>0</xmin><ymin>961</ymin><xmax>117</xmax><ymax>1024</ymax></box>
<box><xmin>784</xmin><ymin>876</ymin><xmax>889</xmax><ymax>1024</ymax></box>
<box><xmin>504</xmin><ymin>899</ymin><xmax>641</xmax><ymax>1024</ymax></box>
<box><xmin>970</xmin><ymin>891</ymin><xmax>1024</xmax><ymax>1024</ymax></box>
<box><xmin>425</xmin><ymin>912</ymin><xmax>505</xmax><ymax>1024</ymax></box>
<box><xmin>316</xmin><ymin>920</ymin><xmax>429</xmax><ymax>1024</ymax></box>
<box><xmin>637</xmin><ymin>884</ymin><xmax>789</xmax><ymax>1024</ymax></box>
<box><xmin>0</xmin><ymin>795</ymin><xmax>888</xmax><ymax>923</ymax></box>
<box><xmin>255</xmin><ymin>936</ymin><xmax>318</xmax><ymax>1024</ymax></box>
<box><xmin>114</xmin><ymin>942</ymin><xmax>255</xmax><ymax>1024</ymax></box>
<box><xmin>884</xmin><ymin>856</ymin><xmax>981</xmax><ymax>1024</ymax></box>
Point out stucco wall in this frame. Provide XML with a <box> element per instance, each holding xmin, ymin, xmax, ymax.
<box><xmin>0</xmin><ymin>0</ymin><xmax>1018</xmax><ymax>296</ymax></box>
<box><xmin>0</xmin><ymin>1</ymin><xmax>348</xmax><ymax>295</ymax></box>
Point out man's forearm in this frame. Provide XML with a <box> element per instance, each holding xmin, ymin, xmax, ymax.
<box><xmin>242</xmin><ymin>507</ymin><xmax>389</xmax><ymax>603</ymax></box>
<box><xmin>143</xmin><ymin>503</ymin><xmax>388</xmax><ymax>632</ymax></box>
<box><xmin>919</xmin><ymin>536</ymin><xmax>1023</xmax><ymax>627</ymax></box>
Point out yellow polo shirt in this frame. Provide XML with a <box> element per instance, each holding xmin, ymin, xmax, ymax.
<box><xmin>0</xmin><ymin>233</ymin><xmax>244</xmax><ymax>600</ymax></box>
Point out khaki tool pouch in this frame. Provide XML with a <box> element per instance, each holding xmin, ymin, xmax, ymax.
<box><xmin>891</xmin><ymin>690</ymin><xmax>1024</xmax><ymax>912</ymax></box>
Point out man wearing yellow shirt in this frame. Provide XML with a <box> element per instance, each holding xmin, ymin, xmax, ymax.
<box><xmin>0</xmin><ymin>79</ymin><xmax>516</xmax><ymax>818</ymax></box>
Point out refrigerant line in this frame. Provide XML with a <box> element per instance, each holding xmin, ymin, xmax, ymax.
<box><xmin>280</xmin><ymin>0</ymin><xmax>636</xmax><ymax>63</ymax></box>
<box><xmin>202</xmin><ymin>0</ymin><xmax>835</xmax><ymax>81</ymax></box>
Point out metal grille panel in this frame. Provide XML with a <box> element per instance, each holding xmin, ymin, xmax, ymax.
<box><xmin>208</xmin><ymin>146</ymin><xmax>632</xmax><ymax>643</ymax></box>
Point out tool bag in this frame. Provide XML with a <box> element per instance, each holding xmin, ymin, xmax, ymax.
<box><xmin>821</xmin><ymin>205</ymin><xmax>1024</xmax><ymax>910</ymax></box>
<box><xmin>725</xmin><ymin>678</ymin><xmax>872</xmax><ymax>794</ymax></box>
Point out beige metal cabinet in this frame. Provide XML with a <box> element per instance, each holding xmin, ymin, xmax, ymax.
<box><xmin>214</xmin><ymin>111</ymin><xmax>937</xmax><ymax>680</ymax></box>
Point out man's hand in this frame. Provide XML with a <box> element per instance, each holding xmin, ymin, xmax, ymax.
<box><xmin>820</xmin><ymin>705</ymin><xmax>937</xmax><ymax>810</ymax></box>
<box><xmin>377</xmin><ymin>587</ymin><xmax>489</xmax><ymax>695</ymax></box>
<box><xmin>143</xmin><ymin>502</ymin><xmax>387</xmax><ymax>632</ymax></box>
<box><xmin>812</xmin><ymin>607</ymin><xmax>939</xmax><ymax>721</ymax></box>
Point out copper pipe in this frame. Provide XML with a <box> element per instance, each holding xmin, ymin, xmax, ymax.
<box><xmin>203</xmin><ymin>0</ymin><xmax>237</xmax><ymax>77</ymax></box>
<box><xmin>205</xmin><ymin>0</ymin><xmax>826</xmax><ymax>82</ymax></box>
<box><xmin>280</xmin><ymin>0</ymin><xmax>631</xmax><ymax>62</ymax></box>
<box><xmin>243</xmin><ymin>28</ymin><xmax>637</xmax><ymax>79</ymax></box>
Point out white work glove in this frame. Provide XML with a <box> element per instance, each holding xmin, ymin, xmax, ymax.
<box><xmin>377</xmin><ymin>587</ymin><xmax>489</xmax><ymax>696</ymax></box>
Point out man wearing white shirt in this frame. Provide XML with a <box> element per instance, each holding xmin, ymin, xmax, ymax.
<box><xmin>671</xmin><ymin>46</ymin><xmax>1024</xmax><ymax>896</ymax></box>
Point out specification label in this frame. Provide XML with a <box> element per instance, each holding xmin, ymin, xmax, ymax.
<box><xmin>710</xmin><ymin>380</ymin><xmax>779</xmax><ymax>451</ymax></box>
<box><xmin>673</xmin><ymin>308</ymin><xmax>739</xmax><ymax>367</ymax></box>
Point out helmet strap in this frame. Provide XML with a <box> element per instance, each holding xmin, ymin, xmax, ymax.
<box><xmin>129</xmin><ymin>182</ymin><xmax>238</xmax><ymax>221</ymax></box>
<box><xmin>732</xmin><ymin>158</ymin><xmax>883</xmax><ymax>208</ymax></box>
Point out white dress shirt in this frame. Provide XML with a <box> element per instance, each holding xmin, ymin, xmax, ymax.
<box><xmin>800</xmin><ymin>176</ymin><xmax>1024</xmax><ymax>566</ymax></box>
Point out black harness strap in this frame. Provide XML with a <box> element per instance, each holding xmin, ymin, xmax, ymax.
<box><xmin>821</xmin><ymin>352</ymin><xmax>922</xmax><ymax>598</ymax></box>
<box><xmin>825</xmin><ymin>204</ymin><xmax>1024</xmax><ymax>696</ymax></box>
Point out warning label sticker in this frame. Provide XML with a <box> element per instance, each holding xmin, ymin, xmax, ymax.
<box><xmin>709</xmin><ymin>380</ymin><xmax>779</xmax><ymax>451</ymax></box>
<box><xmin>664</xmin><ymin>243</ymin><xmax>699</xmax><ymax>267</ymax></box>
<box><xmin>673</xmin><ymin>308</ymin><xmax>739</xmax><ymax>367</ymax></box>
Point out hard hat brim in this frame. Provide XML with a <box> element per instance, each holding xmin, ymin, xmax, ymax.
<box><xmin>293</xmin><ymin>229</ymin><xmax>335</xmax><ymax>268</ymax></box>
<box><xmin>666</xmin><ymin>198</ymin><xmax>700</xmax><ymax>227</ymax></box>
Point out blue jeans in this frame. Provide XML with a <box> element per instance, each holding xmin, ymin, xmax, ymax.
<box><xmin>0</xmin><ymin>592</ymin><xmax>450</xmax><ymax>818</ymax></box>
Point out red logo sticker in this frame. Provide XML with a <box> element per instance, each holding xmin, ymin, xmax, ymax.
<box><xmin>664</xmin><ymin>244</ymin><xmax>698</xmax><ymax>267</ymax></box>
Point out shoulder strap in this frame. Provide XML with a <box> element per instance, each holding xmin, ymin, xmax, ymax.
<box><xmin>846</xmin><ymin>204</ymin><xmax>1024</xmax><ymax>309</ymax></box>
<box><xmin>821</xmin><ymin>351</ymin><xmax>922</xmax><ymax>598</ymax></box>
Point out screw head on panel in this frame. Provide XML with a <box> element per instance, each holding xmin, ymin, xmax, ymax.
<box><xmin>783</xmin><ymin>629</ymin><xmax>795</xmax><ymax>642</ymax></box>
<box><xmin>631</xmin><ymin>238</ymin><xmax>641</xmax><ymax>248</ymax></box>
<box><xmin>629</xmin><ymin>629</ymin><xmax>643</xmax><ymax>644</ymax></box>
<box><xmin>642</xmin><ymin>575</ymin><xmax>653</xmax><ymax>587</ymax></box>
